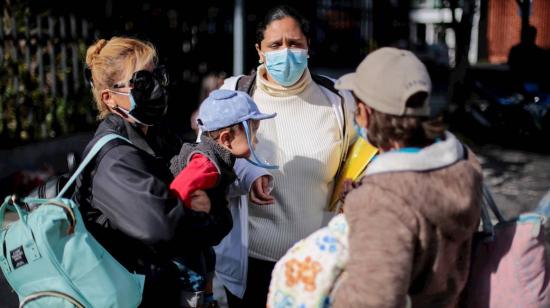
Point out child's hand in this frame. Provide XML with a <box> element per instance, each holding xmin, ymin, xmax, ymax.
<box><xmin>250</xmin><ymin>175</ymin><xmax>274</xmax><ymax>205</ymax></box>
<box><xmin>189</xmin><ymin>190</ymin><xmax>211</xmax><ymax>213</ymax></box>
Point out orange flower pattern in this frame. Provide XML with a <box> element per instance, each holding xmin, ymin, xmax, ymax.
<box><xmin>268</xmin><ymin>214</ymin><xmax>349</xmax><ymax>307</ymax></box>
<box><xmin>284</xmin><ymin>257</ymin><xmax>323</xmax><ymax>292</ymax></box>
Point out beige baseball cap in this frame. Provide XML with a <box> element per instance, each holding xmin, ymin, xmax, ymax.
<box><xmin>335</xmin><ymin>47</ymin><xmax>432</xmax><ymax>117</ymax></box>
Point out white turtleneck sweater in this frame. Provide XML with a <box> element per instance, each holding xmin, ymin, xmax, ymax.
<box><xmin>248</xmin><ymin>66</ymin><xmax>343</xmax><ymax>261</ymax></box>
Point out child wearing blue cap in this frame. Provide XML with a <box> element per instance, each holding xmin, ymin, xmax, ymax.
<box><xmin>169</xmin><ymin>89</ymin><xmax>276</xmax><ymax>307</ymax></box>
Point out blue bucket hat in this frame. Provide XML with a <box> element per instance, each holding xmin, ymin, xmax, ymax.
<box><xmin>197</xmin><ymin>89</ymin><xmax>278</xmax><ymax>169</ymax></box>
<box><xmin>198</xmin><ymin>89</ymin><xmax>276</xmax><ymax>132</ymax></box>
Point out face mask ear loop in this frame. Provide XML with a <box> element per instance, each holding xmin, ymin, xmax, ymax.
<box><xmin>242</xmin><ymin>120</ymin><xmax>279</xmax><ymax>170</ymax></box>
<box><xmin>197</xmin><ymin>128</ymin><xmax>203</xmax><ymax>143</ymax></box>
<box><xmin>107</xmin><ymin>89</ymin><xmax>153</xmax><ymax>127</ymax></box>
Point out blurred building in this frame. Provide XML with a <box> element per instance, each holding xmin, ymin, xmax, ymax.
<box><xmin>409</xmin><ymin>0</ymin><xmax>483</xmax><ymax>67</ymax></box>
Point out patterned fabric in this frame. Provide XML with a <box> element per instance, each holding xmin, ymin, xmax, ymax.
<box><xmin>267</xmin><ymin>214</ymin><xmax>348</xmax><ymax>308</ymax></box>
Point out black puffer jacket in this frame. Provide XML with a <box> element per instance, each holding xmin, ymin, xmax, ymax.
<box><xmin>74</xmin><ymin>115</ymin><xmax>226</xmax><ymax>307</ymax></box>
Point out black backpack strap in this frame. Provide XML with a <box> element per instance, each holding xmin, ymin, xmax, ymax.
<box><xmin>312</xmin><ymin>74</ymin><xmax>340</xmax><ymax>97</ymax></box>
<box><xmin>236</xmin><ymin>71</ymin><xmax>257</xmax><ymax>95</ymax></box>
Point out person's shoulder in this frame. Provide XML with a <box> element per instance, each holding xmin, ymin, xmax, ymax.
<box><xmin>345</xmin><ymin>176</ymin><xmax>398</xmax><ymax>208</ymax></box>
<box><xmin>344</xmin><ymin>176</ymin><xmax>420</xmax><ymax>230</ymax></box>
<box><xmin>220</xmin><ymin>75</ymin><xmax>245</xmax><ymax>90</ymax></box>
<box><xmin>348</xmin><ymin>173</ymin><xmax>419</xmax><ymax>211</ymax></box>
<box><xmin>313</xmin><ymin>74</ymin><xmax>354</xmax><ymax>105</ymax></box>
<box><xmin>99</xmin><ymin>141</ymin><xmax>142</xmax><ymax>168</ymax></box>
<box><xmin>312</xmin><ymin>74</ymin><xmax>337</xmax><ymax>92</ymax></box>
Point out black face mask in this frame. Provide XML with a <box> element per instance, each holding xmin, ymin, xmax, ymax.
<box><xmin>128</xmin><ymin>70</ymin><xmax>168</xmax><ymax>126</ymax></box>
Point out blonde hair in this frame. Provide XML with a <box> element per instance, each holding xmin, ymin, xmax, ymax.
<box><xmin>85</xmin><ymin>37</ymin><xmax>157</xmax><ymax>119</ymax></box>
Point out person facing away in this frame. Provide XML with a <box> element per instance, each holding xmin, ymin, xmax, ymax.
<box><xmin>215</xmin><ymin>5</ymin><xmax>356</xmax><ymax>308</ymax></box>
<box><xmin>330</xmin><ymin>47</ymin><xmax>483</xmax><ymax>308</ymax></box>
<box><xmin>74</xmin><ymin>37</ymin><xmax>228</xmax><ymax>307</ymax></box>
<box><xmin>169</xmin><ymin>89</ymin><xmax>276</xmax><ymax>307</ymax></box>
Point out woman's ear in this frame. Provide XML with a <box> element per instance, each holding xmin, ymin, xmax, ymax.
<box><xmin>256</xmin><ymin>43</ymin><xmax>265</xmax><ymax>64</ymax></box>
<box><xmin>101</xmin><ymin>90</ymin><xmax>116</xmax><ymax>110</ymax></box>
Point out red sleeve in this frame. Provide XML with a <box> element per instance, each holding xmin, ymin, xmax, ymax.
<box><xmin>170</xmin><ymin>153</ymin><xmax>220</xmax><ymax>208</ymax></box>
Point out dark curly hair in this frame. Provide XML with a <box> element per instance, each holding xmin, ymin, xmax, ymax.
<box><xmin>256</xmin><ymin>5</ymin><xmax>310</xmax><ymax>46</ymax></box>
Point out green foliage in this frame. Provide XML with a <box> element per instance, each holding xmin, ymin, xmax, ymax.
<box><xmin>0</xmin><ymin>1</ymin><xmax>96</xmax><ymax>148</ymax></box>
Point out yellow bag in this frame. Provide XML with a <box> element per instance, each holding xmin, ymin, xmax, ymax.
<box><xmin>329</xmin><ymin>138</ymin><xmax>378</xmax><ymax>212</ymax></box>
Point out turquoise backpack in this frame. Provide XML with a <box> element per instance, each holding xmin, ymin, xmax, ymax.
<box><xmin>0</xmin><ymin>134</ymin><xmax>145</xmax><ymax>308</ymax></box>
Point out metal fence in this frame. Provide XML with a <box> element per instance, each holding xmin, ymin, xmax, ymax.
<box><xmin>0</xmin><ymin>6</ymin><xmax>96</xmax><ymax>149</ymax></box>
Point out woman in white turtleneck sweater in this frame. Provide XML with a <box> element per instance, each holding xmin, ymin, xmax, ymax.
<box><xmin>214</xmin><ymin>5</ymin><xmax>356</xmax><ymax>307</ymax></box>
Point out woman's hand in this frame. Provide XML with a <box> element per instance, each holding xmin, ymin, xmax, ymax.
<box><xmin>189</xmin><ymin>190</ymin><xmax>211</xmax><ymax>213</ymax></box>
<box><xmin>249</xmin><ymin>175</ymin><xmax>274</xmax><ymax>205</ymax></box>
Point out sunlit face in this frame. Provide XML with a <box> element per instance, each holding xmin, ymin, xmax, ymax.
<box><xmin>219</xmin><ymin>120</ymin><xmax>260</xmax><ymax>158</ymax></box>
<box><xmin>256</xmin><ymin>17</ymin><xmax>309</xmax><ymax>64</ymax></box>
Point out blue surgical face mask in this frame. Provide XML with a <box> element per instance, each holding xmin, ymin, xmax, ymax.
<box><xmin>263</xmin><ymin>48</ymin><xmax>308</xmax><ymax>87</ymax></box>
<box><xmin>242</xmin><ymin>120</ymin><xmax>278</xmax><ymax>169</ymax></box>
<box><xmin>107</xmin><ymin>89</ymin><xmax>150</xmax><ymax>126</ymax></box>
<box><xmin>353</xmin><ymin>117</ymin><xmax>368</xmax><ymax>140</ymax></box>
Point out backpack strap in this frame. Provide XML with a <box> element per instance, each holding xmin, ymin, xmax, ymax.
<box><xmin>0</xmin><ymin>230</ymin><xmax>10</xmax><ymax>273</ymax></box>
<box><xmin>56</xmin><ymin>134</ymin><xmax>131</xmax><ymax>198</ymax></box>
<box><xmin>236</xmin><ymin>71</ymin><xmax>257</xmax><ymax>94</ymax></box>
<box><xmin>481</xmin><ymin>184</ymin><xmax>506</xmax><ymax>223</ymax></box>
<box><xmin>312</xmin><ymin>74</ymin><xmax>351</xmax><ymax>185</ymax></box>
<box><xmin>312</xmin><ymin>74</ymin><xmax>341</xmax><ymax>97</ymax></box>
<box><xmin>312</xmin><ymin>74</ymin><xmax>347</xmax><ymax>143</ymax></box>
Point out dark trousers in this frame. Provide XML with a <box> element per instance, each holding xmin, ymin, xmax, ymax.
<box><xmin>225</xmin><ymin>257</ymin><xmax>276</xmax><ymax>308</ymax></box>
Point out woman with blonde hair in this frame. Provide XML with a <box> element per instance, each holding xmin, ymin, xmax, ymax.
<box><xmin>75</xmin><ymin>37</ymin><xmax>226</xmax><ymax>307</ymax></box>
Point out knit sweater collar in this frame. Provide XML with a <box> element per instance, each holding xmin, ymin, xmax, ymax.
<box><xmin>255</xmin><ymin>64</ymin><xmax>312</xmax><ymax>97</ymax></box>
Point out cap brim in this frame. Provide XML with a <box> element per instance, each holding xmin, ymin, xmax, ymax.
<box><xmin>335</xmin><ymin>73</ymin><xmax>358</xmax><ymax>91</ymax></box>
<box><xmin>248</xmin><ymin>112</ymin><xmax>277</xmax><ymax>121</ymax></box>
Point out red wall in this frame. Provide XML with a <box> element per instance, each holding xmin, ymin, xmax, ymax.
<box><xmin>488</xmin><ymin>0</ymin><xmax>550</xmax><ymax>63</ymax></box>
